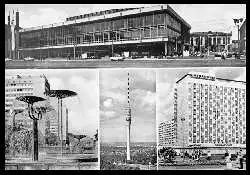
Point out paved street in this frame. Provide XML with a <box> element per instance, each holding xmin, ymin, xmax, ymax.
<box><xmin>5</xmin><ymin>58</ymin><xmax>246</xmax><ymax>69</ymax></box>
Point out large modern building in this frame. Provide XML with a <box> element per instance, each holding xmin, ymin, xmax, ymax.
<box><xmin>15</xmin><ymin>5</ymin><xmax>191</xmax><ymax>60</ymax></box>
<box><xmin>239</xmin><ymin>19</ymin><xmax>246</xmax><ymax>55</ymax></box>
<box><xmin>158</xmin><ymin>120</ymin><xmax>176</xmax><ymax>147</ymax></box>
<box><xmin>5</xmin><ymin>74</ymin><xmax>50</xmax><ymax>111</ymax></box>
<box><xmin>190</xmin><ymin>31</ymin><xmax>232</xmax><ymax>53</ymax></box>
<box><xmin>160</xmin><ymin>72</ymin><xmax>246</xmax><ymax>153</ymax></box>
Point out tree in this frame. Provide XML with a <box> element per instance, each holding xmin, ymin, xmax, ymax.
<box><xmin>45</xmin><ymin>132</ymin><xmax>59</xmax><ymax>146</ymax></box>
<box><xmin>159</xmin><ymin>147</ymin><xmax>177</xmax><ymax>163</ymax></box>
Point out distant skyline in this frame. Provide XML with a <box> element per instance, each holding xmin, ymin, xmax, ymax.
<box><xmin>157</xmin><ymin>67</ymin><xmax>246</xmax><ymax>124</ymax></box>
<box><xmin>5</xmin><ymin>69</ymin><xmax>99</xmax><ymax>137</ymax></box>
<box><xmin>100</xmin><ymin>69</ymin><xmax>156</xmax><ymax>143</ymax></box>
<box><xmin>5</xmin><ymin>4</ymin><xmax>246</xmax><ymax>40</ymax></box>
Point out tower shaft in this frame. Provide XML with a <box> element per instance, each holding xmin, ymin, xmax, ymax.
<box><xmin>126</xmin><ymin>72</ymin><xmax>131</xmax><ymax>161</ymax></box>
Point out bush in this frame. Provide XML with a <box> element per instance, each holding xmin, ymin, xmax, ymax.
<box><xmin>159</xmin><ymin>147</ymin><xmax>177</xmax><ymax>163</ymax></box>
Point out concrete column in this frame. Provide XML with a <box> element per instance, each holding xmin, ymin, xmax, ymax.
<box><xmin>127</xmin><ymin>124</ymin><xmax>131</xmax><ymax>161</ymax></box>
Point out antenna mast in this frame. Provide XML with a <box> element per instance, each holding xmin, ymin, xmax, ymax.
<box><xmin>126</xmin><ymin>72</ymin><xmax>131</xmax><ymax>161</ymax></box>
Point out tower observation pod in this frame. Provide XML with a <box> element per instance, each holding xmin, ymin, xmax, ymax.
<box><xmin>126</xmin><ymin>72</ymin><xmax>131</xmax><ymax>161</ymax></box>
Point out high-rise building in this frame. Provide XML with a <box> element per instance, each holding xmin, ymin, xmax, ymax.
<box><xmin>172</xmin><ymin>72</ymin><xmax>246</xmax><ymax>152</ymax></box>
<box><xmin>5</xmin><ymin>74</ymin><xmax>50</xmax><ymax>111</ymax></box>
<box><xmin>158</xmin><ymin>120</ymin><xmax>175</xmax><ymax>147</ymax></box>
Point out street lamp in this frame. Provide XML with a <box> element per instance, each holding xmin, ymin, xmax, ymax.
<box><xmin>181</xmin><ymin>117</ymin><xmax>185</xmax><ymax>161</ymax></box>
<box><xmin>16</xmin><ymin>95</ymin><xmax>46</xmax><ymax>161</ymax></box>
<box><xmin>45</xmin><ymin>90</ymin><xmax>77</xmax><ymax>156</ymax></box>
<box><xmin>233</xmin><ymin>18</ymin><xmax>243</xmax><ymax>58</ymax></box>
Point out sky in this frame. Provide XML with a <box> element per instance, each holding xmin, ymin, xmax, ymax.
<box><xmin>5</xmin><ymin>69</ymin><xmax>99</xmax><ymax>137</ymax></box>
<box><xmin>157</xmin><ymin>67</ymin><xmax>246</xmax><ymax>124</ymax></box>
<box><xmin>100</xmin><ymin>68</ymin><xmax>156</xmax><ymax>143</ymax></box>
<box><xmin>5</xmin><ymin>4</ymin><xmax>246</xmax><ymax>40</ymax></box>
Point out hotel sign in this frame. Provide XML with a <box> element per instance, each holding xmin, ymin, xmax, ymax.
<box><xmin>190</xmin><ymin>74</ymin><xmax>215</xmax><ymax>81</ymax></box>
<box><xmin>215</xmin><ymin>143</ymin><xmax>232</xmax><ymax>147</ymax></box>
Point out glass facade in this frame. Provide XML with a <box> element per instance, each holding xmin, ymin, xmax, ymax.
<box><xmin>18</xmin><ymin>10</ymin><xmax>189</xmax><ymax>59</ymax></box>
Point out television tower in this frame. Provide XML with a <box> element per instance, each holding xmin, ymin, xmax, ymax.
<box><xmin>126</xmin><ymin>72</ymin><xmax>131</xmax><ymax>161</ymax></box>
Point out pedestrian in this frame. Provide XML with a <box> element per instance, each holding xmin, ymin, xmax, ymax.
<box><xmin>207</xmin><ymin>151</ymin><xmax>211</xmax><ymax>161</ymax></box>
<box><xmin>238</xmin><ymin>149</ymin><xmax>243</xmax><ymax>169</ymax></box>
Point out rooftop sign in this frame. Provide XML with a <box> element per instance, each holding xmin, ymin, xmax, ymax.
<box><xmin>189</xmin><ymin>73</ymin><xmax>215</xmax><ymax>81</ymax></box>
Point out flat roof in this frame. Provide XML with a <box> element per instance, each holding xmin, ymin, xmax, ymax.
<box><xmin>19</xmin><ymin>4</ymin><xmax>191</xmax><ymax>33</ymax></box>
<box><xmin>176</xmin><ymin>73</ymin><xmax>246</xmax><ymax>84</ymax></box>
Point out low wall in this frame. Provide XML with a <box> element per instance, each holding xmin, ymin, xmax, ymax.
<box><xmin>5</xmin><ymin>162</ymin><xmax>99</xmax><ymax>170</ymax></box>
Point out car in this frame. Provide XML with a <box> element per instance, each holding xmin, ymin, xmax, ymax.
<box><xmin>110</xmin><ymin>56</ymin><xmax>125</xmax><ymax>61</ymax></box>
<box><xmin>5</xmin><ymin>58</ymin><xmax>12</xmax><ymax>62</ymax></box>
<box><xmin>24</xmin><ymin>57</ymin><xmax>35</xmax><ymax>61</ymax></box>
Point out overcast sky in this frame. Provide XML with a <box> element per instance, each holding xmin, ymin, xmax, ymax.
<box><xmin>5</xmin><ymin>4</ymin><xmax>246</xmax><ymax>40</ymax></box>
<box><xmin>157</xmin><ymin>67</ymin><xmax>246</xmax><ymax>124</ymax></box>
<box><xmin>5</xmin><ymin>69</ymin><xmax>99</xmax><ymax>137</ymax></box>
<box><xmin>100</xmin><ymin>68</ymin><xmax>156</xmax><ymax>143</ymax></box>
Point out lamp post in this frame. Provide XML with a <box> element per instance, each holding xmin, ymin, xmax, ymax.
<box><xmin>233</xmin><ymin>18</ymin><xmax>243</xmax><ymax>58</ymax></box>
<box><xmin>16</xmin><ymin>96</ymin><xmax>46</xmax><ymax>161</ymax></box>
<box><xmin>45</xmin><ymin>90</ymin><xmax>77</xmax><ymax>157</ymax></box>
<box><xmin>181</xmin><ymin>117</ymin><xmax>185</xmax><ymax>161</ymax></box>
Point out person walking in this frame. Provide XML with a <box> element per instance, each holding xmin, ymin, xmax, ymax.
<box><xmin>238</xmin><ymin>149</ymin><xmax>243</xmax><ymax>169</ymax></box>
<box><xmin>207</xmin><ymin>151</ymin><xmax>211</xmax><ymax>161</ymax></box>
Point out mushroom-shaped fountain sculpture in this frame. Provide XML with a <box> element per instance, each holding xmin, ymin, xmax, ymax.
<box><xmin>16</xmin><ymin>95</ymin><xmax>46</xmax><ymax>161</ymax></box>
<box><xmin>45</xmin><ymin>90</ymin><xmax>77</xmax><ymax>156</ymax></box>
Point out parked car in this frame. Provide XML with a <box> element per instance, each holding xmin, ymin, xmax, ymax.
<box><xmin>5</xmin><ymin>58</ymin><xmax>12</xmax><ymax>62</ymax></box>
<box><xmin>24</xmin><ymin>57</ymin><xmax>35</xmax><ymax>61</ymax></box>
<box><xmin>110</xmin><ymin>56</ymin><xmax>125</xmax><ymax>61</ymax></box>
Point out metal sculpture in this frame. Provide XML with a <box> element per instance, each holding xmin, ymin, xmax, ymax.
<box><xmin>45</xmin><ymin>90</ymin><xmax>77</xmax><ymax>155</ymax></box>
<box><xmin>16</xmin><ymin>95</ymin><xmax>46</xmax><ymax>161</ymax></box>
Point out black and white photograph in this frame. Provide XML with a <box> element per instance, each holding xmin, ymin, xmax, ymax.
<box><xmin>5</xmin><ymin>4</ymin><xmax>246</xmax><ymax>68</ymax></box>
<box><xmin>5</xmin><ymin>3</ymin><xmax>246</xmax><ymax>171</ymax></box>
<box><xmin>157</xmin><ymin>67</ymin><xmax>246</xmax><ymax>170</ymax></box>
<box><xmin>99</xmin><ymin>69</ymin><xmax>157</xmax><ymax>170</ymax></box>
<box><xmin>5</xmin><ymin>69</ymin><xmax>99</xmax><ymax>170</ymax></box>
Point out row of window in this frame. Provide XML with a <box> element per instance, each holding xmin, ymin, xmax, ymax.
<box><xmin>5</xmin><ymin>93</ymin><xmax>33</xmax><ymax>97</ymax></box>
<box><xmin>5</xmin><ymin>83</ymin><xmax>32</xmax><ymax>87</ymax></box>
<box><xmin>5</xmin><ymin>88</ymin><xmax>33</xmax><ymax>92</ymax></box>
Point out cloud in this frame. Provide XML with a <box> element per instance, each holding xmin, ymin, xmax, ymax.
<box><xmin>103</xmin><ymin>98</ymin><xmax>113</xmax><ymax>108</ymax></box>
<box><xmin>100</xmin><ymin>110</ymin><xmax>116</xmax><ymax>119</ymax></box>
<box><xmin>48</xmin><ymin>77</ymin><xmax>65</xmax><ymax>89</ymax></box>
<box><xmin>102</xmin><ymin>91</ymin><xmax>126</xmax><ymax>103</ymax></box>
<box><xmin>21</xmin><ymin>7</ymin><xmax>67</xmax><ymax>28</ymax></box>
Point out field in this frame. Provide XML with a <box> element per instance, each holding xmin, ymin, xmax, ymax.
<box><xmin>100</xmin><ymin>143</ymin><xmax>157</xmax><ymax>170</ymax></box>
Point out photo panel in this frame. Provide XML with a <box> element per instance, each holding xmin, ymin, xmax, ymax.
<box><xmin>156</xmin><ymin>67</ymin><xmax>246</xmax><ymax>170</ymax></box>
<box><xmin>99</xmin><ymin>68</ymin><xmax>157</xmax><ymax>170</ymax></box>
<box><xmin>5</xmin><ymin>69</ymin><xmax>99</xmax><ymax>170</ymax></box>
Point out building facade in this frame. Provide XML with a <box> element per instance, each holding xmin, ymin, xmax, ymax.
<box><xmin>172</xmin><ymin>72</ymin><xmax>246</xmax><ymax>153</ymax></box>
<box><xmin>5</xmin><ymin>10</ymin><xmax>21</xmax><ymax>59</ymax></box>
<box><xmin>239</xmin><ymin>19</ymin><xmax>246</xmax><ymax>55</ymax></box>
<box><xmin>190</xmin><ymin>31</ymin><xmax>232</xmax><ymax>53</ymax></box>
<box><xmin>17</xmin><ymin>5</ymin><xmax>191</xmax><ymax>59</ymax></box>
<box><xmin>158</xmin><ymin>120</ymin><xmax>176</xmax><ymax>147</ymax></box>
